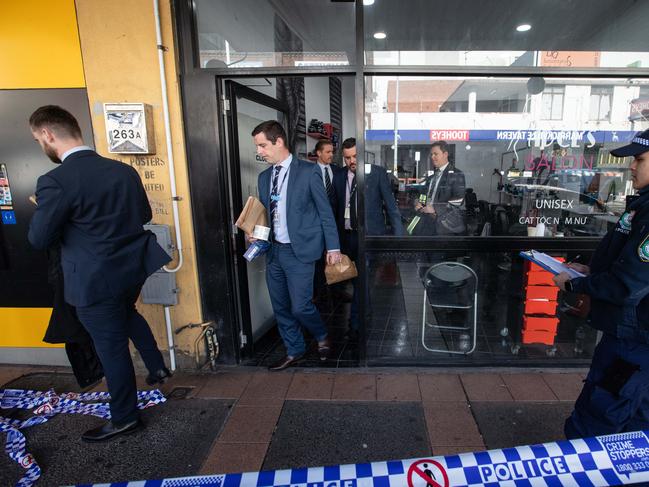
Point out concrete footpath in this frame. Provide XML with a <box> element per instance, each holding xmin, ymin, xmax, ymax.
<box><xmin>0</xmin><ymin>365</ymin><xmax>587</xmax><ymax>486</ymax></box>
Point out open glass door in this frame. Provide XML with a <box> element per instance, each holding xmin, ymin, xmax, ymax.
<box><xmin>224</xmin><ymin>80</ymin><xmax>289</xmax><ymax>358</ymax></box>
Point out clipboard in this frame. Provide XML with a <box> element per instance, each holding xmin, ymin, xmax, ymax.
<box><xmin>519</xmin><ymin>250</ymin><xmax>585</xmax><ymax>279</ymax></box>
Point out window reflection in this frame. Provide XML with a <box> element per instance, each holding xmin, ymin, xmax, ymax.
<box><xmin>195</xmin><ymin>0</ymin><xmax>354</xmax><ymax>68</ymax></box>
<box><xmin>365</xmin><ymin>76</ymin><xmax>648</xmax><ymax>237</ymax></box>
<box><xmin>364</xmin><ymin>0</ymin><xmax>649</xmax><ymax>69</ymax></box>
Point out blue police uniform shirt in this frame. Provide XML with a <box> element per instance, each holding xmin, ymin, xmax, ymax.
<box><xmin>571</xmin><ymin>185</ymin><xmax>649</xmax><ymax>343</ymax></box>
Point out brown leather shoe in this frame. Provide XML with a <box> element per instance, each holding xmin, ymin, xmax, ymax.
<box><xmin>268</xmin><ymin>354</ymin><xmax>304</xmax><ymax>371</ymax></box>
<box><xmin>317</xmin><ymin>337</ymin><xmax>332</xmax><ymax>361</ymax></box>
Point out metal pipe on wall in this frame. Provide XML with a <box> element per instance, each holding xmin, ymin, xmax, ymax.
<box><xmin>164</xmin><ymin>306</ymin><xmax>177</xmax><ymax>371</ymax></box>
<box><xmin>154</xmin><ymin>0</ymin><xmax>181</xmax><ymax>370</ymax></box>
<box><xmin>153</xmin><ymin>0</ymin><xmax>183</xmax><ymax>274</ymax></box>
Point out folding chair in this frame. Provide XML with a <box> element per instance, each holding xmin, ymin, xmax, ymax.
<box><xmin>421</xmin><ymin>262</ymin><xmax>478</xmax><ymax>354</ymax></box>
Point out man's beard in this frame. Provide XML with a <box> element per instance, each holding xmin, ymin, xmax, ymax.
<box><xmin>44</xmin><ymin>144</ymin><xmax>62</xmax><ymax>164</ymax></box>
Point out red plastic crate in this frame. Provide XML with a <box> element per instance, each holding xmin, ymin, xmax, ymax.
<box><xmin>522</xmin><ymin>328</ymin><xmax>556</xmax><ymax>345</ymax></box>
<box><xmin>526</xmin><ymin>256</ymin><xmax>565</xmax><ymax>273</ymax></box>
<box><xmin>526</xmin><ymin>285</ymin><xmax>559</xmax><ymax>300</ymax></box>
<box><xmin>524</xmin><ymin>300</ymin><xmax>558</xmax><ymax>316</ymax></box>
<box><xmin>526</xmin><ymin>271</ymin><xmax>555</xmax><ymax>286</ymax></box>
<box><xmin>523</xmin><ymin>316</ymin><xmax>559</xmax><ymax>333</ymax></box>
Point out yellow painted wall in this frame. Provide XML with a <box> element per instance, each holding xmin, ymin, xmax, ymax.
<box><xmin>75</xmin><ymin>0</ymin><xmax>204</xmax><ymax>356</ymax></box>
<box><xmin>0</xmin><ymin>0</ymin><xmax>81</xmax><ymax>348</ymax></box>
<box><xmin>0</xmin><ymin>1</ymin><xmax>85</xmax><ymax>89</ymax></box>
<box><xmin>0</xmin><ymin>309</ymin><xmax>62</xmax><ymax>348</ymax></box>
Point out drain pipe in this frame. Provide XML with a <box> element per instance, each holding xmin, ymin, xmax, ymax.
<box><xmin>153</xmin><ymin>0</ymin><xmax>183</xmax><ymax>274</ymax></box>
<box><xmin>164</xmin><ymin>306</ymin><xmax>176</xmax><ymax>371</ymax></box>
<box><xmin>154</xmin><ymin>0</ymin><xmax>182</xmax><ymax>370</ymax></box>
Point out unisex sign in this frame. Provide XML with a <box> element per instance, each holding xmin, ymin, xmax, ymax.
<box><xmin>76</xmin><ymin>430</ymin><xmax>649</xmax><ymax>486</ymax></box>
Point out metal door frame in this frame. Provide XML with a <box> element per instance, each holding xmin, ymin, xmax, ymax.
<box><xmin>221</xmin><ymin>80</ymin><xmax>289</xmax><ymax>358</ymax></box>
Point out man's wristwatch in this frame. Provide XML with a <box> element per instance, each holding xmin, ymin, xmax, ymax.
<box><xmin>564</xmin><ymin>279</ymin><xmax>574</xmax><ymax>293</ymax></box>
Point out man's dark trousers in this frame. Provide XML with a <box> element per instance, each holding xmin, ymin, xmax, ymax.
<box><xmin>266</xmin><ymin>243</ymin><xmax>328</xmax><ymax>357</ymax></box>
<box><xmin>76</xmin><ymin>284</ymin><xmax>165</xmax><ymax>424</ymax></box>
<box><xmin>341</xmin><ymin>230</ymin><xmax>359</xmax><ymax>329</ymax></box>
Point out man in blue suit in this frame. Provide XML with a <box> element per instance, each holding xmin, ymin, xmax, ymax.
<box><xmin>333</xmin><ymin>138</ymin><xmax>404</xmax><ymax>339</ymax></box>
<box><xmin>312</xmin><ymin>138</ymin><xmax>346</xmax><ymax>302</ymax></box>
<box><xmin>250</xmin><ymin>121</ymin><xmax>341</xmax><ymax>370</ymax></box>
<box><xmin>28</xmin><ymin>105</ymin><xmax>171</xmax><ymax>442</ymax></box>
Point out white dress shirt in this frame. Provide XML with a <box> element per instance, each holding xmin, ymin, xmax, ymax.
<box><xmin>317</xmin><ymin>162</ymin><xmax>333</xmax><ymax>191</ymax></box>
<box><xmin>61</xmin><ymin>145</ymin><xmax>94</xmax><ymax>162</ymax></box>
<box><xmin>271</xmin><ymin>154</ymin><xmax>292</xmax><ymax>244</ymax></box>
<box><xmin>428</xmin><ymin>162</ymin><xmax>449</xmax><ymax>202</ymax></box>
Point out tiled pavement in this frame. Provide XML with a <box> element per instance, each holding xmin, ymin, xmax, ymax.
<box><xmin>0</xmin><ymin>365</ymin><xmax>587</xmax><ymax>481</ymax></box>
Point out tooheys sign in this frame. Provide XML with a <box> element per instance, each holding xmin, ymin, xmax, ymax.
<box><xmin>629</xmin><ymin>98</ymin><xmax>649</xmax><ymax>121</ymax></box>
<box><xmin>429</xmin><ymin>130</ymin><xmax>469</xmax><ymax>141</ymax></box>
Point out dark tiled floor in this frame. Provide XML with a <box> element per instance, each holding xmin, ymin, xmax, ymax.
<box><xmin>263</xmin><ymin>400</ymin><xmax>431</xmax><ymax>470</ymax></box>
<box><xmin>0</xmin><ymin>396</ymin><xmax>232</xmax><ymax>486</ymax></box>
<box><xmin>471</xmin><ymin>401</ymin><xmax>575</xmax><ymax>450</ymax></box>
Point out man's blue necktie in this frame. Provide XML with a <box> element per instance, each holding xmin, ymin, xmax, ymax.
<box><xmin>270</xmin><ymin>165</ymin><xmax>281</xmax><ymax>227</ymax></box>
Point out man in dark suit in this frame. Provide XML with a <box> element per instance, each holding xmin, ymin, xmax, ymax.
<box><xmin>333</xmin><ymin>137</ymin><xmax>404</xmax><ymax>338</ymax></box>
<box><xmin>250</xmin><ymin>121</ymin><xmax>341</xmax><ymax>370</ymax></box>
<box><xmin>413</xmin><ymin>140</ymin><xmax>466</xmax><ymax>235</ymax></box>
<box><xmin>313</xmin><ymin>138</ymin><xmax>343</xmax><ymax>302</ymax></box>
<box><xmin>28</xmin><ymin>105</ymin><xmax>171</xmax><ymax>442</ymax></box>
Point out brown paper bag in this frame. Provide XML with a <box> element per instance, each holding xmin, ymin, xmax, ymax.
<box><xmin>325</xmin><ymin>254</ymin><xmax>358</xmax><ymax>285</ymax></box>
<box><xmin>235</xmin><ymin>196</ymin><xmax>268</xmax><ymax>235</ymax></box>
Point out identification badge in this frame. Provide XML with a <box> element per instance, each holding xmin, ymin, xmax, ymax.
<box><xmin>344</xmin><ymin>207</ymin><xmax>350</xmax><ymax>219</ymax></box>
<box><xmin>252</xmin><ymin>225</ymin><xmax>270</xmax><ymax>241</ymax></box>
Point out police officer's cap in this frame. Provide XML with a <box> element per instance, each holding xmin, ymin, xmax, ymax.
<box><xmin>610</xmin><ymin>129</ymin><xmax>649</xmax><ymax>157</ymax></box>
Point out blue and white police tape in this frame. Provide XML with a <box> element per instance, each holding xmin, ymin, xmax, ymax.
<box><xmin>1</xmin><ymin>388</ymin><xmax>166</xmax><ymax>487</ymax></box>
<box><xmin>76</xmin><ymin>429</ymin><xmax>649</xmax><ymax>487</ymax></box>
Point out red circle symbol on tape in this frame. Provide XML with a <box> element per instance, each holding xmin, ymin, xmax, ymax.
<box><xmin>407</xmin><ymin>459</ymin><xmax>449</xmax><ymax>487</ymax></box>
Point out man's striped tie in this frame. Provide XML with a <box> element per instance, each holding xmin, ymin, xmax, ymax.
<box><xmin>270</xmin><ymin>165</ymin><xmax>281</xmax><ymax>225</ymax></box>
<box><xmin>324</xmin><ymin>166</ymin><xmax>333</xmax><ymax>200</ymax></box>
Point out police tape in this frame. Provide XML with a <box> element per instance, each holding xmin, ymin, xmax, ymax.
<box><xmin>75</xmin><ymin>429</ymin><xmax>649</xmax><ymax>487</ymax></box>
<box><xmin>0</xmin><ymin>388</ymin><xmax>166</xmax><ymax>487</ymax></box>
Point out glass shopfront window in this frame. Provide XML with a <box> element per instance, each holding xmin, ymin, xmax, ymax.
<box><xmin>195</xmin><ymin>0</ymin><xmax>355</xmax><ymax>69</ymax></box>
<box><xmin>365</xmin><ymin>250</ymin><xmax>598</xmax><ymax>363</ymax></box>
<box><xmin>364</xmin><ymin>0</ymin><xmax>649</xmax><ymax>68</ymax></box>
<box><xmin>364</xmin><ymin>76</ymin><xmax>649</xmax><ymax>239</ymax></box>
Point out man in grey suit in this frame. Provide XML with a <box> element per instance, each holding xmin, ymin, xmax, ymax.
<box><xmin>414</xmin><ymin>140</ymin><xmax>466</xmax><ymax>236</ymax></box>
<box><xmin>249</xmin><ymin>121</ymin><xmax>341</xmax><ymax>370</ymax></box>
<box><xmin>333</xmin><ymin>137</ymin><xmax>404</xmax><ymax>338</ymax></box>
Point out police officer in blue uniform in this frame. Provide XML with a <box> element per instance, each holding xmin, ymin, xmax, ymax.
<box><xmin>554</xmin><ymin>129</ymin><xmax>649</xmax><ymax>439</ymax></box>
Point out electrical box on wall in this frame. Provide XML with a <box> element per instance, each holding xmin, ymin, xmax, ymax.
<box><xmin>103</xmin><ymin>103</ymin><xmax>155</xmax><ymax>154</ymax></box>
<box><xmin>141</xmin><ymin>224</ymin><xmax>177</xmax><ymax>305</ymax></box>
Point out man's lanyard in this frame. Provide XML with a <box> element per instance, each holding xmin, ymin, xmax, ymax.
<box><xmin>270</xmin><ymin>166</ymin><xmax>290</xmax><ymax>201</ymax></box>
<box><xmin>346</xmin><ymin>175</ymin><xmax>356</xmax><ymax>207</ymax></box>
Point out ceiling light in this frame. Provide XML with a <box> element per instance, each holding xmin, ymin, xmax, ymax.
<box><xmin>363</xmin><ymin>0</ymin><xmax>375</xmax><ymax>5</ymax></box>
<box><xmin>373</xmin><ymin>31</ymin><xmax>387</xmax><ymax>40</ymax></box>
<box><xmin>516</xmin><ymin>24</ymin><xmax>532</xmax><ymax>32</ymax></box>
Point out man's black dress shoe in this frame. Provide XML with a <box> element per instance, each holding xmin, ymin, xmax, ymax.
<box><xmin>146</xmin><ymin>367</ymin><xmax>172</xmax><ymax>386</ymax></box>
<box><xmin>82</xmin><ymin>419</ymin><xmax>143</xmax><ymax>442</ymax></box>
<box><xmin>268</xmin><ymin>354</ymin><xmax>304</xmax><ymax>371</ymax></box>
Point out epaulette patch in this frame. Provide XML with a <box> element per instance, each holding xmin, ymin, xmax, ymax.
<box><xmin>639</xmin><ymin>234</ymin><xmax>649</xmax><ymax>262</ymax></box>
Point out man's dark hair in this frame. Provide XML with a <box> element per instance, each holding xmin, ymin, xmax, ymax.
<box><xmin>29</xmin><ymin>105</ymin><xmax>82</xmax><ymax>139</ymax></box>
<box><xmin>251</xmin><ymin>120</ymin><xmax>289</xmax><ymax>149</ymax></box>
<box><xmin>431</xmin><ymin>140</ymin><xmax>449</xmax><ymax>153</ymax></box>
<box><xmin>315</xmin><ymin>138</ymin><xmax>333</xmax><ymax>153</ymax></box>
<box><xmin>341</xmin><ymin>137</ymin><xmax>356</xmax><ymax>150</ymax></box>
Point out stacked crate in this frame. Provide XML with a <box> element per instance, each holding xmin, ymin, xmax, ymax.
<box><xmin>522</xmin><ymin>259</ymin><xmax>561</xmax><ymax>345</ymax></box>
